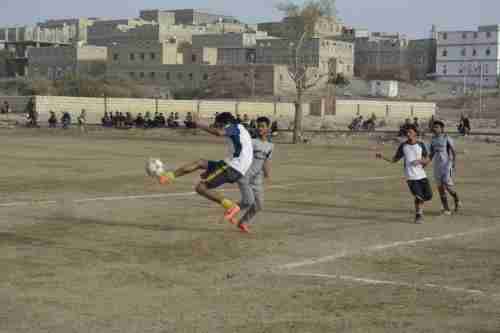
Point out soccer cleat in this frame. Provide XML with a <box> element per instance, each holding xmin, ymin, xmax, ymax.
<box><xmin>158</xmin><ymin>174</ymin><xmax>172</xmax><ymax>185</ymax></box>
<box><xmin>224</xmin><ymin>205</ymin><xmax>241</xmax><ymax>222</ymax></box>
<box><xmin>441</xmin><ymin>209</ymin><xmax>452</xmax><ymax>216</ymax></box>
<box><xmin>238</xmin><ymin>223</ymin><xmax>251</xmax><ymax>233</ymax></box>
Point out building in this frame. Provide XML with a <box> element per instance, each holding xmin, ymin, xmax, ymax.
<box><xmin>139</xmin><ymin>10</ymin><xmax>176</xmax><ymax>26</ymax></box>
<box><xmin>167</xmin><ymin>9</ymin><xmax>236</xmax><ymax>26</ymax></box>
<box><xmin>0</xmin><ymin>26</ymin><xmax>73</xmax><ymax>76</ymax></box>
<box><xmin>435</xmin><ymin>25</ymin><xmax>500</xmax><ymax>88</ymax></box>
<box><xmin>355</xmin><ymin>32</ymin><xmax>436</xmax><ymax>81</ymax></box>
<box><xmin>108</xmin><ymin>40</ymin><xmax>182</xmax><ymax>68</ymax></box>
<box><xmin>258</xmin><ymin>16</ymin><xmax>343</xmax><ymax>40</ymax></box>
<box><xmin>28</xmin><ymin>45</ymin><xmax>107</xmax><ymax>79</ymax></box>
<box><xmin>256</xmin><ymin>37</ymin><xmax>354</xmax><ymax>77</ymax></box>
<box><xmin>37</xmin><ymin>18</ymin><xmax>97</xmax><ymax>43</ymax></box>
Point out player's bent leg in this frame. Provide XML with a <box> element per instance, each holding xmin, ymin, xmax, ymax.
<box><xmin>445</xmin><ymin>185</ymin><xmax>462</xmax><ymax>212</ymax></box>
<box><xmin>438</xmin><ymin>184</ymin><xmax>451</xmax><ymax>215</ymax></box>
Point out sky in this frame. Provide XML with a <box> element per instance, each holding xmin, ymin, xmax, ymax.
<box><xmin>0</xmin><ymin>0</ymin><xmax>499</xmax><ymax>38</ymax></box>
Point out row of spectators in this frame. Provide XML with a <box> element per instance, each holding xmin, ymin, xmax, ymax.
<box><xmin>101</xmin><ymin>111</ymin><xmax>195</xmax><ymax>129</ymax></box>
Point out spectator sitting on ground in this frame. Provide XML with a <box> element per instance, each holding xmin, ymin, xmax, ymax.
<box><xmin>184</xmin><ymin>112</ymin><xmax>195</xmax><ymax>128</ymax></box>
<box><xmin>349</xmin><ymin>116</ymin><xmax>362</xmax><ymax>131</ymax></box>
<box><xmin>102</xmin><ymin>112</ymin><xmax>112</xmax><ymax>127</ymax></box>
<box><xmin>135</xmin><ymin>113</ymin><xmax>145</xmax><ymax>128</ymax></box>
<box><xmin>48</xmin><ymin>111</ymin><xmax>57</xmax><ymax>128</ymax></box>
<box><xmin>167</xmin><ymin>112</ymin><xmax>176</xmax><ymax>127</ymax></box>
<box><xmin>174</xmin><ymin>112</ymin><xmax>180</xmax><ymax>125</ymax></box>
<box><xmin>144</xmin><ymin>112</ymin><xmax>154</xmax><ymax>128</ymax></box>
<box><xmin>458</xmin><ymin>115</ymin><xmax>471</xmax><ymax>136</ymax></box>
<box><xmin>399</xmin><ymin>118</ymin><xmax>412</xmax><ymax>137</ymax></box>
<box><xmin>153</xmin><ymin>112</ymin><xmax>161</xmax><ymax>128</ymax></box>
<box><xmin>61</xmin><ymin>112</ymin><xmax>71</xmax><ymax>129</ymax></box>
<box><xmin>158</xmin><ymin>113</ymin><xmax>166</xmax><ymax>127</ymax></box>
<box><xmin>1</xmin><ymin>101</ymin><xmax>11</xmax><ymax>114</ymax></box>
<box><xmin>125</xmin><ymin>112</ymin><xmax>134</xmax><ymax>128</ymax></box>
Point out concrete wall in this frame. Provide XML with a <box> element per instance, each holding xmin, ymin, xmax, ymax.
<box><xmin>0</xmin><ymin>95</ymin><xmax>435</xmax><ymax>127</ymax></box>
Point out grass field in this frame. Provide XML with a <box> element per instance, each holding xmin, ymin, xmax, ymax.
<box><xmin>0</xmin><ymin>128</ymin><xmax>500</xmax><ymax>333</ymax></box>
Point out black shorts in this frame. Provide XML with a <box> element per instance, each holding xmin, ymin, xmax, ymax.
<box><xmin>201</xmin><ymin>160</ymin><xmax>242</xmax><ymax>189</ymax></box>
<box><xmin>407</xmin><ymin>178</ymin><xmax>433</xmax><ymax>202</ymax></box>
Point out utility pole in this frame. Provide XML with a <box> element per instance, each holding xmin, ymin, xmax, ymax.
<box><xmin>479</xmin><ymin>62</ymin><xmax>483</xmax><ymax>115</ymax></box>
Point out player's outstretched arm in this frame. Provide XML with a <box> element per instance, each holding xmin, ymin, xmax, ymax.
<box><xmin>375</xmin><ymin>152</ymin><xmax>398</xmax><ymax>164</ymax></box>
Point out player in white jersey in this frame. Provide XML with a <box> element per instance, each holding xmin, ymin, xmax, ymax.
<box><xmin>151</xmin><ymin>112</ymin><xmax>254</xmax><ymax>222</ymax></box>
<box><xmin>230</xmin><ymin>117</ymin><xmax>274</xmax><ymax>233</ymax></box>
<box><xmin>430</xmin><ymin>120</ymin><xmax>462</xmax><ymax>215</ymax></box>
<box><xmin>376</xmin><ymin>125</ymin><xmax>433</xmax><ymax>224</ymax></box>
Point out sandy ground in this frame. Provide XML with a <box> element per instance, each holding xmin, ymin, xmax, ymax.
<box><xmin>0</xmin><ymin>128</ymin><xmax>499</xmax><ymax>333</ymax></box>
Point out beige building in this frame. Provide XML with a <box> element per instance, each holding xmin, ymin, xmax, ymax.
<box><xmin>108</xmin><ymin>40</ymin><xmax>182</xmax><ymax>67</ymax></box>
<box><xmin>355</xmin><ymin>33</ymin><xmax>436</xmax><ymax>81</ymax></box>
<box><xmin>28</xmin><ymin>45</ymin><xmax>107</xmax><ymax>79</ymax></box>
<box><xmin>258</xmin><ymin>16</ymin><xmax>343</xmax><ymax>40</ymax></box>
<box><xmin>166</xmin><ymin>9</ymin><xmax>236</xmax><ymax>26</ymax></box>
<box><xmin>139</xmin><ymin>10</ymin><xmax>176</xmax><ymax>26</ymax></box>
<box><xmin>256</xmin><ymin>37</ymin><xmax>354</xmax><ymax>77</ymax></box>
<box><xmin>37</xmin><ymin>18</ymin><xmax>96</xmax><ymax>43</ymax></box>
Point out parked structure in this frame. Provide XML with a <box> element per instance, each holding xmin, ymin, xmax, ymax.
<box><xmin>435</xmin><ymin>25</ymin><xmax>500</xmax><ymax>88</ymax></box>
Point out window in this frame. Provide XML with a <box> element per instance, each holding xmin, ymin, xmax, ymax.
<box><xmin>462</xmin><ymin>32</ymin><xmax>467</xmax><ymax>39</ymax></box>
<box><xmin>139</xmin><ymin>72</ymin><xmax>145</xmax><ymax>79</ymax></box>
<box><xmin>150</xmin><ymin>72</ymin><xmax>155</xmax><ymax>79</ymax></box>
<box><xmin>166</xmin><ymin>72</ymin><xmax>170</xmax><ymax>80</ymax></box>
<box><xmin>113</xmin><ymin>53</ymin><xmax>119</xmax><ymax>61</ymax></box>
<box><xmin>484</xmin><ymin>64</ymin><xmax>489</xmax><ymax>74</ymax></box>
<box><xmin>177</xmin><ymin>72</ymin><xmax>183</xmax><ymax>80</ymax></box>
<box><xmin>192</xmin><ymin>54</ymin><xmax>197</xmax><ymax>62</ymax></box>
<box><xmin>140</xmin><ymin>53</ymin><xmax>145</xmax><ymax>61</ymax></box>
<box><xmin>473</xmin><ymin>49</ymin><xmax>477</xmax><ymax>56</ymax></box>
<box><xmin>150</xmin><ymin>53</ymin><xmax>156</xmax><ymax>60</ymax></box>
<box><xmin>461</xmin><ymin>48</ymin><xmax>466</xmax><ymax>56</ymax></box>
<box><xmin>473</xmin><ymin>32</ymin><xmax>478</xmax><ymax>39</ymax></box>
<box><xmin>487</xmin><ymin>31</ymin><xmax>492</xmax><ymax>38</ymax></box>
<box><xmin>486</xmin><ymin>48</ymin><xmax>491</xmax><ymax>56</ymax></box>
<box><xmin>188</xmin><ymin>73</ymin><xmax>193</xmax><ymax>80</ymax></box>
<box><xmin>442</xmin><ymin>49</ymin><xmax>448</xmax><ymax>57</ymax></box>
<box><xmin>442</xmin><ymin>32</ymin><xmax>448</xmax><ymax>40</ymax></box>
<box><xmin>442</xmin><ymin>65</ymin><xmax>447</xmax><ymax>75</ymax></box>
<box><xmin>279</xmin><ymin>74</ymin><xmax>284</xmax><ymax>81</ymax></box>
<box><xmin>130</xmin><ymin>53</ymin><xmax>135</xmax><ymax>61</ymax></box>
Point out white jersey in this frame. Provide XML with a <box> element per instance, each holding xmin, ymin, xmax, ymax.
<box><xmin>223</xmin><ymin>123</ymin><xmax>254</xmax><ymax>175</ymax></box>
<box><xmin>246</xmin><ymin>138</ymin><xmax>274</xmax><ymax>185</ymax></box>
<box><xmin>394</xmin><ymin>141</ymin><xmax>429</xmax><ymax>181</ymax></box>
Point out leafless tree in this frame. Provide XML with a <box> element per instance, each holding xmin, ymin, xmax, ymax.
<box><xmin>277</xmin><ymin>0</ymin><xmax>338</xmax><ymax>143</ymax></box>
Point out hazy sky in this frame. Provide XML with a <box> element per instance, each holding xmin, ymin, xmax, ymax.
<box><xmin>1</xmin><ymin>0</ymin><xmax>499</xmax><ymax>38</ymax></box>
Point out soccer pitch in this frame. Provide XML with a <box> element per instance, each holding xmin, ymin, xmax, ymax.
<box><xmin>1</xmin><ymin>128</ymin><xmax>499</xmax><ymax>333</ymax></box>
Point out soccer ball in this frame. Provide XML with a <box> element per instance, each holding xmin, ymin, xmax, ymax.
<box><xmin>146</xmin><ymin>158</ymin><xmax>165</xmax><ymax>177</ymax></box>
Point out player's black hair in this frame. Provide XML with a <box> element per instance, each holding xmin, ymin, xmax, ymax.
<box><xmin>256</xmin><ymin>116</ymin><xmax>271</xmax><ymax>126</ymax></box>
<box><xmin>433</xmin><ymin>120</ymin><xmax>445</xmax><ymax>128</ymax></box>
<box><xmin>215</xmin><ymin>112</ymin><xmax>236</xmax><ymax>126</ymax></box>
<box><xmin>406</xmin><ymin>124</ymin><xmax>418</xmax><ymax>133</ymax></box>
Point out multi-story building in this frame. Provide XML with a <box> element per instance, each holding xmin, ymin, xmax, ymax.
<box><xmin>355</xmin><ymin>32</ymin><xmax>436</xmax><ymax>81</ymax></box>
<box><xmin>0</xmin><ymin>25</ymin><xmax>74</xmax><ymax>76</ymax></box>
<box><xmin>435</xmin><ymin>25</ymin><xmax>500</xmax><ymax>88</ymax></box>
<box><xmin>167</xmin><ymin>9</ymin><xmax>236</xmax><ymax>26</ymax></box>
<box><xmin>139</xmin><ymin>10</ymin><xmax>176</xmax><ymax>26</ymax></box>
<box><xmin>106</xmin><ymin>39</ymin><xmax>296</xmax><ymax>97</ymax></box>
<box><xmin>256</xmin><ymin>37</ymin><xmax>354</xmax><ymax>77</ymax></box>
<box><xmin>28</xmin><ymin>45</ymin><xmax>107</xmax><ymax>79</ymax></box>
<box><xmin>258</xmin><ymin>16</ymin><xmax>343</xmax><ymax>40</ymax></box>
<box><xmin>38</xmin><ymin>18</ymin><xmax>96</xmax><ymax>43</ymax></box>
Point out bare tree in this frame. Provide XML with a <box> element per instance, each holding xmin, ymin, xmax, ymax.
<box><xmin>277</xmin><ymin>0</ymin><xmax>337</xmax><ymax>143</ymax></box>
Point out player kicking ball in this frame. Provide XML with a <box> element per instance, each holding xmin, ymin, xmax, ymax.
<box><xmin>147</xmin><ymin>112</ymin><xmax>253</xmax><ymax>223</ymax></box>
<box><xmin>376</xmin><ymin>125</ymin><xmax>433</xmax><ymax>224</ymax></box>
<box><xmin>231</xmin><ymin>116</ymin><xmax>274</xmax><ymax>233</ymax></box>
<box><xmin>430</xmin><ymin>120</ymin><xmax>462</xmax><ymax>215</ymax></box>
